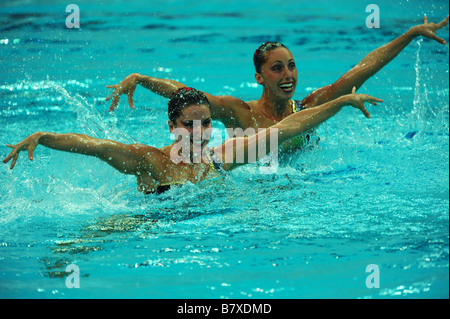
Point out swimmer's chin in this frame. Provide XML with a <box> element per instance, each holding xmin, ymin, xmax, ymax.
<box><xmin>190</xmin><ymin>140</ymin><xmax>209</xmax><ymax>150</ymax></box>
<box><xmin>191</xmin><ymin>140</ymin><xmax>203</xmax><ymax>145</ymax></box>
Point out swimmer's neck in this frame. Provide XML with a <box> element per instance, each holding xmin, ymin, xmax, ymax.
<box><xmin>257</xmin><ymin>92</ymin><xmax>292</xmax><ymax>121</ymax></box>
<box><xmin>163</xmin><ymin>142</ymin><xmax>209</xmax><ymax>165</ymax></box>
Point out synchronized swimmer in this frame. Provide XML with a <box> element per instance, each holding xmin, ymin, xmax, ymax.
<box><xmin>105</xmin><ymin>15</ymin><xmax>448</xmax><ymax>150</ymax></box>
<box><xmin>2</xmin><ymin>15</ymin><xmax>448</xmax><ymax>194</ymax></box>
<box><xmin>3</xmin><ymin>87</ymin><xmax>382</xmax><ymax>193</ymax></box>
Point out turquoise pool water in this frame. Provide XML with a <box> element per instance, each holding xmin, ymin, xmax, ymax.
<box><xmin>0</xmin><ymin>0</ymin><xmax>448</xmax><ymax>299</ymax></box>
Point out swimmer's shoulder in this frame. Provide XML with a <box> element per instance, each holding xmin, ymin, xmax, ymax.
<box><xmin>245</xmin><ymin>99</ymin><xmax>259</xmax><ymax>110</ymax></box>
<box><xmin>209</xmin><ymin>95</ymin><xmax>254</xmax><ymax>127</ymax></box>
<box><xmin>130</xmin><ymin>143</ymin><xmax>163</xmax><ymax>157</ymax></box>
<box><xmin>130</xmin><ymin>144</ymin><xmax>173</xmax><ymax>169</ymax></box>
<box><xmin>211</xmin><ymin>95</ymin><xmax>252</xmax><ymax>112</ymax></box>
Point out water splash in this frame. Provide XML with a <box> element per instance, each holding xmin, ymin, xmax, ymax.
<box><xmin>51</xmin><ymin>83</ymin><xmax>136</xmax><ymax>144</ymax></box>
<box><xmin>0</xmin><ymin>81</ymin><xmax>144</xmax><ymax>228</ymax></box>
<box><xmin>405</xmin><ymin>38</ymin><xmax>449</xmax><ymax>141</ymax></box>
<box><xmin>409</xmin><ymin>38</ymin><xmax>428</xmax><ymax>133</ymax></box>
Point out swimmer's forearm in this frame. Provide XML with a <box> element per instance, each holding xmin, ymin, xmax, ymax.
<box><xmin>212</xmin><ymin>92</ymin><xmax>377</xmax><ymax>168</ymax></box>
<box><xmin>225</xmin><ymin>96</ymin><xmax>347</xmax><ymax>167</ymax></box>
<box><xmin>356</xmin><ymin>29</ymin><xmax>416</xmax><ymax>78</ymax></box>
<box><xmin>38</xmin><ymin>132</ymin><xmax>109</xmax><ymax>157</ymax></box>
<box><xmin>363</xmin><ymin>15</ymin><xmax>449</xmax><ymax>74</ymax></box>
<box><xmin>37</xmin><ymin>132</ymin><xmax>152</xmax><ymax>175</ymax></box>
<box><xmin>38</xmin><ymin>132</ymin><xmax>129</xmax><ymax>166</ymax></box>
<box><xmin>305</xmin><ymin>28</ymin><xmax>419</xmax><ymax>108</ymax></box>
<box><xmin>135</xmin><ymin>74</ymin><xmax>239</xmax><ymax>124</ymax></box>
<box><xmin>332</xmin><ymin>29</ymin><xmax>416</xmax><ymax>97</ymax></box>
<box><xmin>135</xmin><ymin>74</ymin><xmax>187</xmax><ymax>98</ymax></box>
<box><xmin>4</xmin><ymin>132</ymin><xmax>154</xmax><ymax>174</ymax></box>
<box><xmin>277</xmin><ymin>96</ymin><xmax>347</xmax><ymax>141</ymax></box>
<box><xmin>336</xmin><ymin>14</ymin><xmax>449</xmax><ymax>94</ymax></box>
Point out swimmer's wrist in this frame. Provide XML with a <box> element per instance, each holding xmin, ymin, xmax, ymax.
<box><xmin>133</xmin><ymin>73</ymin><xmax>146</xmax><ymax>85</ymax></box>
<box><xmin>30</xmin><ymin>132</ymin><xmax>47</xmax><ymax>146</ymax></box>
<box><xmin>35</xmin><ymin>132</ymin><xmax>54</xmax><ymax>143</ymax></box>
<box><xmin>340</xmin><ymin>94</ymin><xmax>364</xmax><ymax>109</ymax></box>
<box><xmin>135</xmin><ymin>74</ymin><xmax>159</xmax><ymax>90</ymax></box>
<box><xmin>337</xmin><ymin>95</ymin><xmax>352</xmax><ymax>107</ymax></box>
<box><xmin>406</xmin><ymin>27</ymin><xmax>419</xmax><ymax>38</ymax></box>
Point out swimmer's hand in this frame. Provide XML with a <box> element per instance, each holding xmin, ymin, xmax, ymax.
<box><xmin>345</xmin><ymin>87</ymin><xmax>383</xmax><ymax>118</ymax></box>
<box><xmin>106</xmin><ymin>73</ymin><xmax>139</xmax><ymax>111</ymax></box>
<box><xmin>410</xmin><ymin>15</ymin><xmax>449</xmax><ymax>45</ymax></box>
<box><xmin>3</xmin><ymin>132</ymin><xmax>42</xmax><ymax>170</ymax></box>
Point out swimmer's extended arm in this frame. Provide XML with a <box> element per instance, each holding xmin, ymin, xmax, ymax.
<box><xmin>301</xmin><ymin>15</ymin><xmax>448</xmax><ymax>108</ymax></box>
<box><xmin>105</xmin><ymin>73</ymin><xmax>246</xmax><ymax>127</ymax></box>
<box><xmin>106</xmin><ymin>73</ymin><xmax>245</xmax><ymax>126</ymax></box>
<box><xmin>219</xmin><ymin>88</ymin><xmax>383</xmax><ymax>170</ymax></box>
<box><xmin>106</xmin><ymin>73</ymin><xmax>187</xmax><ymax>111</ymax></box>
<box><xmin>2</xmin><ymin>132</ymin><xmax>155</xmax><ymax>175</ymax></box>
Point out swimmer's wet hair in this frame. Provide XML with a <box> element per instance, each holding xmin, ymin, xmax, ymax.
<box><xmin>253</xmin><ymin>42</ymin><xmax>288</xmax><ymax>73</ymax></box>
<box><xmin>168</xmin><ymin>87</ymin><xmax>211</xmax><ymax>123</ymax></box>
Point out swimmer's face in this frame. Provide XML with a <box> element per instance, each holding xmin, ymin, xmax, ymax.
<box><xmin>255</xmin><ymin>47</ymin><xmax>297</xmax><ymax>100</ymax></box>
<box><xmin>169</xmin><ymin>104</ymin><xmax>212</xmax><ymax>150</ymax></box>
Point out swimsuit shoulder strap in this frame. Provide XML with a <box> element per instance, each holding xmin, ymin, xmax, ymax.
<box><xmin>205</xmin><ymin>147</ymin><xmax>223</xmax><ymax>172</ymax></box>
<box><xmin>291</xmin><ymin>100</ymin><xmax>305</xmax><ymax>113</ymax></box>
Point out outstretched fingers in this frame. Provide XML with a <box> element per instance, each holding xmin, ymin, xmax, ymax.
<box><xmin>350</xmin><ymin>87</ymin><xmax>383</xmax><ymax>118</ymax></box>
<box><xmin>2</xmin><ymin>145</ymin><xmax>15</xmax><ymax>164</ymax></box>
<box><xmin>436</xmin><ymin>15</ymin><xmax>449</xmax><ymax>44</ymax></box>
<box><xmin>364</xmin><ymin>95</ymin><xmax>384</xmax><ymax>118</ymax></box>
<box><xmin>127</xmin><ymin>86</ymin><xmax>136</xmax><ymax>109</ymax></box>
<box><xmin>367</xmin><ymin>96</ymin><xmax>384</xmax><ymax>104</ymax></box>
<box><xmin>9</xmin><ymin>153</ymin><xmax>19</xmax><ymax>170</ymax></box>
<box><xmin>3</xmin><ymin>142</ymin><xmax>37</xmax><ymax>169</ymax></box>
<box><xmin>423</xmin><ymin>14</ymin><xmax>449</xmax><ymax>45</ymax></box>
<box><xmin>105</xmin><ymin>85</ymin><xmax>118</xmax><ymax>101</ymax></box>
<box><xmin>428</xmin><ymin>32</ymin><xmax>447</xmax><ymax>45</ymax></box>
<box><xmin>105</xmin><ymin>84</ymin><xmax>121</xmax><ymax>111</ymax></box>
<box><xmin>3</xmin><ymin>144</ymin><xmax>20</xmax><ymax>169</ymax></box>
<box><xmin>436</xmin><ymin>15</ymin><xmax>449</xmax><ymax>28</ymax></box>
<box><xmin>360</xmin><ymin>105</ymin><xmax>371</xmax><ymax>119</ymax></box>
<box><xmin>108</xmin><ymin>94</ymin><xmax>121</xmax><ymax>112</ymax></box>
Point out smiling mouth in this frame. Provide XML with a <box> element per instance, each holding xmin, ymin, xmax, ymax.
<box><xmin>279</xmin><ymin>82</ymin><xmax>295</xmax><ymax>93</ymax></box>
<box><xmin>191</xmin><ymin>139</ymin><xmax>207</xmax><ymax>147</ymax></box>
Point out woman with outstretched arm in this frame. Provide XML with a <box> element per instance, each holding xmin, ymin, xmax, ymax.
<box><xmin>105</xmin><ymin>15</ymin><xmax>446</xmax><ymax>132</ymax></box>
<box><xmin>4</xmin><ymin>88</ymin><xmax>382</xmax><ymax>194</ymax></box>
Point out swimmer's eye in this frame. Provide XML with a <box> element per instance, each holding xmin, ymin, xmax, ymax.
<box><xmin>181</xmin><ymin>121</ymin><xmax>193</xmax><ymax>128</ymax></box>
<box><xmin>271</xmin><ymin>61</ymin><xmax>296</xmax><ymax>73</ymax></box>
<box><xmin>180</xmin><ymin>119</ymin><xmax>210</xmax><ymax>128</ymax></box>
<box><xmin>271</xmin><ymin>65</ymin><xmax>283</xmax><ymax>72</ymax></box>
